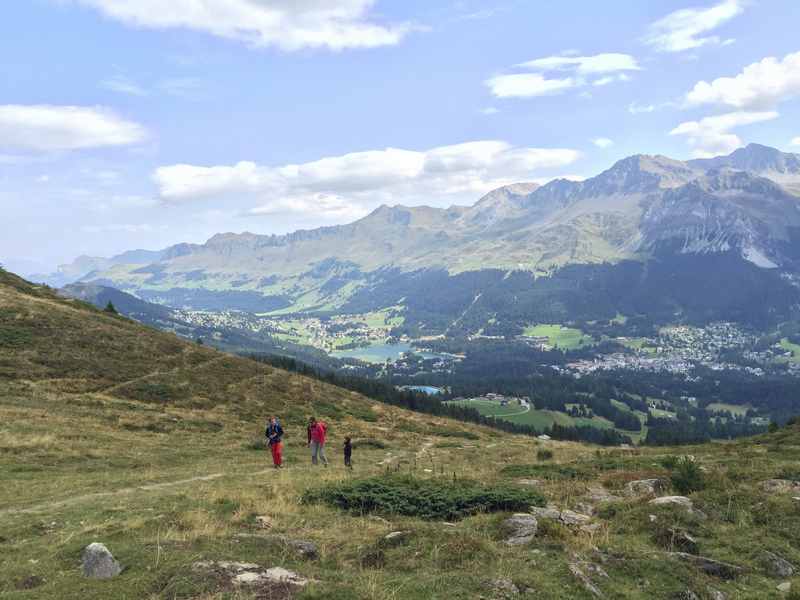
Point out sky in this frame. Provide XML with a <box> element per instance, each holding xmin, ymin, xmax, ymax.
<box><xmin>2</xmin><ymin>0</ymin><xmax>800</xmax><ymax>274</ymax></box>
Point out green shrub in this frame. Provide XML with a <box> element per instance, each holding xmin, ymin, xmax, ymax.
<box><xmin>0</xmin><ymin>325</ymin><xmax>33</xmax><ymax>348</ymax></box>
<box><xmin>302</xmin><ymin>474</ymin><xmax>545</xmax><ymax>521</ymax></box>
<box><xmin>660</xmin><ymin>455</ymin><xmax>680</xmax><ymax>470</ymax></box>
<box><xmin>536</xmin><ymin>449</ymin><xmax>554</xmax><ymax>461</ymax></box>
<box><xmin>670</xmin><ymin>458</ymin><xmax>705</xmax><ymax>495</ymax></box>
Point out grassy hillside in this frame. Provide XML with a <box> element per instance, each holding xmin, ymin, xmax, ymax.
<box><xmin>4</xmin><ymin>268</ymin><xmax>800</xmax><ymax>599</ymax></box>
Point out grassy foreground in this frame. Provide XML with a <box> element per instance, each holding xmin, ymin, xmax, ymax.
<box><xmin>4</xmin><ymin>269</ymin><xmax>800</xmax><ymax>599</ymax></box>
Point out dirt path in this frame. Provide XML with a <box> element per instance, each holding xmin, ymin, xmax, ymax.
<box><xmin>99</xmin><ymin>354</ymin><xmax>228</xmax><ymax>395</ymax></box>
<box><xmin>0</xmin><ymin>469</ymin><xmax>274</xmax><ymax>519</ymax></box>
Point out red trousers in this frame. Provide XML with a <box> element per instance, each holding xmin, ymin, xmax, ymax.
<box><xmin>270</xmin><ymin>441</ymin><xmax>283</xmax><ymax>466</ymax></box>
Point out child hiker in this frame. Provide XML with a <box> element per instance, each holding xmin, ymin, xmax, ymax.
<box><xmin>343</xmin><ymin>436</ymin><xmax>353</xmax><ymax>468</ymax></box>
<box><xmin>266</xmin><ymin>416</ymin><xmax>284</xmax><ymax>469</ymax></box>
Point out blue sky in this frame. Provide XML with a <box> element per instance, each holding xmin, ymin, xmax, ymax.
<box><xmin>2</xmin><ymin>0</ymin><xmax>800</xmax><ymax>273</ymax></box>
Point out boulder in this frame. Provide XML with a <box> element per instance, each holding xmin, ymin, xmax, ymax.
<box><xmin>287</xmin><ymin>540</ymin><xmax>318</xmax><ymax>560</ymax></box>
<box><xmin>625</xmin><ymin>479</ymin><xmax>668</xmax><ymax>497</ymax></box>
<box><xmin>502</xmin><ymin>514</ymin><xmax>538</xmax><ymax>546</ymax></box>
<box><xmin>655</xmin><ymin>528</ymin><xmax>698</xmax><ymax>554</ymax></box>
<box><xmin>760</xmin><ymin>550</ymin><xmax>795</xmax><ymax>578</ymax></box>
<box><xmin>529</xmin><ymin>506</ymin><xmax>591</xmax><ymax>527</ymax></box>
<box><xmin>672</xmin><ymin>591</ymin><xmax>700</xmax><ymax>600</ymax></box>
<box><xmin>649</xmin><ymin>496</ymin><xmax>693</xmax><ymax>509</ymax></box>
<box><xmin>193</xmin><ymin>561</ymin><xmax>313</xmax><ymax>589</ymax></box>
<box><xmin>568</xmin><ymin>558</ymin><xmax>608</xmax><ymax>598</ymax></box>
<box><xmin>778</xmin><ymin>581</ymin><xmax>792</xmax><ymax>593</ymax></box>
<box><xmin>81</xmin><ymin>543</ymin><xmax>122</xmax><ymax>579</ymax></box>
<box><xmin>668</xmin><ymin>552</ymin><xmax>743</xmax><ymax>580</ymax></box>
<box><xmin>381</xmin><ymin>531</ymin><xmax>411</xmax><ymax>547</ymax></box>
<box><xmin>707</xmin><ymin>588</ymin><xmax>727</xmax><ymax>600</ymax></box>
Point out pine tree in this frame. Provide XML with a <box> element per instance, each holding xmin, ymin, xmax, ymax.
<box><xmin>104</xmin><ymin>301</ymin><xmax>118</xmax><ymax>315</ymax></box>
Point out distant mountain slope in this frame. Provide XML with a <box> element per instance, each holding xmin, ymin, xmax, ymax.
<box><xmin>52</xmin><ymin>144</ymin><xmax>800</xmax><ymax>332</ymax></box>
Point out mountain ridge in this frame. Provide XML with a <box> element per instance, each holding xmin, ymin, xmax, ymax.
<box><xmin>35</xmin><ymin>144</ymin><xmax>800</xmax><ymax>331</ymax></box>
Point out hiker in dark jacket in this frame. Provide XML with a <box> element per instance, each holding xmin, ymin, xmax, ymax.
<box><xmin>343</xmin><ymin>436</ymin><xmax>353</xmax><ymax>468</ymax></box>
<box><xmin>265</xmin><ymin>416</ymin><xmax>284</xmax><ymax>469</ymax></box>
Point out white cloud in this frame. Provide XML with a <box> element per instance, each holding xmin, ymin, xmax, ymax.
<box><xmin>486</xmin><ymin>73</ymin><xmax>575</xmax><ymax>98</ymax></box>
<box><xmin>643</xmin><ymin>0</ymin><xmax>744</xmax><ymax>53</ymax></box>
<box><xmin>0</xmin><ymin>105</ymin><xmax>147</xmax><ymax>152</ymax></box>
<box><xmin>101</xmin><ymin>75</ymin><xmax>147</xmax><ymax>96</ymax></box>
<box><xmin>154</xmin><ymin>141</ymin><xmax>581</xmax><ymax>217</ymax></box>
<box><xmin>592</xmin><ymin>138</ymin><xmax>614</xmax><ymax>149</ymax></box>
<box><xmin>519</xmin><ymin>53</ymin><xmax>640</xmax><ymax>75</ymax></box>
<box><xmin>685</xmin><ymin>51</ymin><xmax>800</xmax><ymax>110</ymax></box>
<box><xmin>488</xmin><ymin>52</ymin><xmax>638</xmax><ymax>99</ymax></box>
<box><xmin>69</xmin><ymin>0</ymin><xmax>411</xmax><ymax>51</ymax></box>
<box><xmin>669</xmin><ymin>111</ymin><xmax>779</xmax><ymax>158</ymax></box>
<box><xmin>792</xmin><ymin>137</ymin><xmax>800</xmax><ymax>147</ymax></box>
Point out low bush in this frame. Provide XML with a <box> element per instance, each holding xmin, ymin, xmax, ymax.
<box><xmin>536</xmin><ymin>449</ymin><xmax>554</xmax><ymax>461</ymax></box>
<box><xmin>670</xmin><ymin>457</ymin><xmax>705</xmax><ymax>495</ymax></box>
<box><xmin>302</xmin><ymin>474</ymin><xmax>545</xmax><ymax>521</ymax></box>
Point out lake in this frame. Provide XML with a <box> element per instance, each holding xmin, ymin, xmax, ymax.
<box><xmin>331</xmin><ymin>342</ymin><xmax>443</xmax><ymax>364</ymax></box>
<box><xmin>400</xmin><ymin>385</ymin><xmax>443</xmax><ymax>395</ymax></box>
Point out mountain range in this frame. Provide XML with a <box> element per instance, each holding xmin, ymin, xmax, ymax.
<box><xmin>39</xmin><ymin>143</ymin><xmax>800</xmax><ymax>335</ymax></box>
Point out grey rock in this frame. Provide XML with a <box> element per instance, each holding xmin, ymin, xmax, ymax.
<box><xmin>761</xmin><ymin>550</ymin><xmax>795</xmax><ymax>578</ymax></box>
<box><xmin>287</xmin><ymin>539</ymin><xmax>318</xmax><ymax>560</ymax></box>
<box><xmin>649</xmin><ymin>496</ymin><xmax>693</xmax><ymax>509</ymax></box>
<box><xmin>81</xmin><ymin>543</ymin><xmax>122</xmax><ymax>579</ymax></box>
<box><xmin>529</xmin><ymin>506</ymin><xmax>591</xmax><ymax>527</ymax></box>
<box><xmin>672</xmin><ymin>591</ymin><xmax>700</xmax><ymax>600</ymax></box>
<box><xmin>381</xmin><ymin>531</ymin><xmax>411</xmax><ymax>547</ymax></box>
<box><xmin>708</xmin><ymin>587</ymin><xmax>727</xmax><ymax>600</ymax></box>
<box><xmin>625</xmin><ymin>479</ymin><xmax>667</xmax><ymax>497</ymax></box>
<box><xmin>503</xmin><ymin>514</ymin><xmax>538</xmax><ymax>546</ymax></box>
<box><xmin>487</xmin><ymin>577</ymin><xmax>520</xmax><ymax>598</ymax></box>
<box><xmin>193</xmin><ymin>561</ymin><xmax>313</xmax><ymax>588</ymax></box>
<box><xmin>778</xmin><ymin>581</ymin><xmax>792</xmax><ymax>593</ymax></box>
<box><xmin>568</xmin><ymin>558</ymin><xmax>608</xmax><ymax>598</ymax></box>
<box><xmin>657</xmin><ymin>528</ymin><xmax>698</xmax><ymax>554</ymax></box>
<box><xmin>760</xmin><ymin>479</ymin><xmax>800</xmax><ymax>494</ymax></box>
<box><xmin>668</xmin><ymin>552</ymin><xmax>743</xmax><ymax>580</ymax></box>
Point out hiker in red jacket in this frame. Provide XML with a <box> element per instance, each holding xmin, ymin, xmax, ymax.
<box><xmin>306</xmin><ymin>416</ymin><xmax>328</xmax><ymax>466</ymax></box>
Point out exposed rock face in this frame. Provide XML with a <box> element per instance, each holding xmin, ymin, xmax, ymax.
<box><xmin>529</xmin><ymin>506</ymin><xmax>592</xmax><ymax>526</ymax></box>
<box><xmin>502</xmin><ymin>514</ymin><xmax>538</xmax><ymax>545</ymax></box>
<box><xmin>760</xmin><ymin>550</ymin><xmax>795</xmax><ymax>578</ymax></box>
<box><xmin>486</xmin><ymin>577</ymin><xmax>521</xmax><ymax>598</ymax></box>
<box><xmin>81</xmin><ymin>543</ymin><xmax>122</xmax><ymax>579</ymax></box>
<box><xmin>650</xmin><ymin>496</ymin><xmax>694</xmax><ymax>510</ymax></box>
<box><xmin>568</xmin><ymin>557</ymin><xmax>608</xmax><ymax>598</ymax></box>
<box><xmin>668</xmin><ymin>552</ymin><xmax>744</xmax><ymax>580</ymax></box>
<box><xmin>760</xmin><ymin>479</ymin><xmax>800</xmax><ymax>494</ymax></box>
<box><xmin>625</xmin><ymin>479</ymin><xmax>667</xmax><ymax>497</ymax></box>
<box><xmin>192</xmin><ymin>561</ymin><xmax>313</xmax><ymax>593</ymax></box>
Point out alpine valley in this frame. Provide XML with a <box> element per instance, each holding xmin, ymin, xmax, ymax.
<box><xmin>45</xmin><ymin>143</ymin><xmax>800</xmax><ymax>337</ymax></box>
